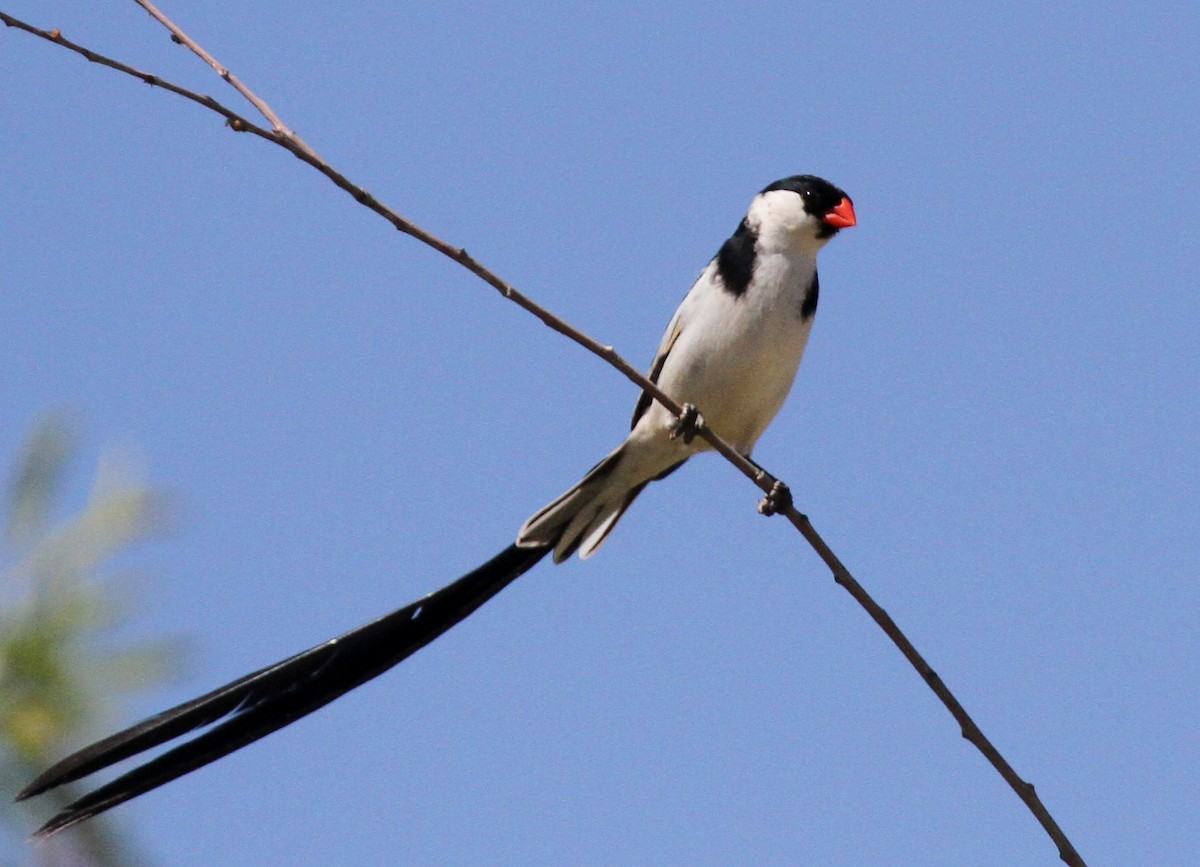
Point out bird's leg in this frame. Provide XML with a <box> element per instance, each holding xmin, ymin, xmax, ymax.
<box><xmin>742</xmin><ymin>455</ymin><xmax>793</xmax><ymax>516</ymax></box>
<box><xmin>669</xmin><ymin>403</ymin><xmax>705</xmax><ymax>444</ymax></box>
<box><xmin>757</xmin><ymin>480</ymin><xmax>793</xmax><ymax>516</ymax></box>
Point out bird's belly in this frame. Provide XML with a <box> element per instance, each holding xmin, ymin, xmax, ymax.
<box><xmin>656</xmin><ymin>307</ymin><xmax>812</xmax><ymax>453</ymax></box>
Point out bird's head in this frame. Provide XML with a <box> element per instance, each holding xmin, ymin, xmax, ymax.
<box><xmin>746</xmin><ymin>175</ymin><xmax>856</xmax><ymax>253</ymax></box>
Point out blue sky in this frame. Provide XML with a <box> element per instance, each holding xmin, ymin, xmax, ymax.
<box><xmin>2</xmin><ymin>2</ymin><xmax>1198</xmax><ymax>864</ymax></box>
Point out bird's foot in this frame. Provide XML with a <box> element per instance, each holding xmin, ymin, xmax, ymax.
<box><xmin>669</xmin><ymin>403</ymin><xmax>705</xmax><ymax>444</ymax></box>
<box><xmin>757</xmin><ymin>480</ymin><xmax>793</xmax><ymax>516</ymax></box>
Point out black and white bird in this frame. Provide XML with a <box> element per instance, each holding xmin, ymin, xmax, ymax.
<box><xmin>19</xmin><ymin>175</ymin><xmax>855</xmax><ymax>836</ymax></box>
<box><xmin>518</xmin><ymin>175</ymin><xmax>856</xmax><ymax>561</ymax></box>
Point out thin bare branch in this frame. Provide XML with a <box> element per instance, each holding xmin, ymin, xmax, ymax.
<box><xmin>0</xmin><ymin>14</ymin><xmax>275</xmax><ymax>140</ymax></box>
<box><xmin>129</xmin><ymin>0</ymin><xmax>321</xmax><ymax>159</ymax></box>
<box><xmin>0</xmin><ymin>10</ymin><xmax>1085</xmax><ymax>866</ymax></box>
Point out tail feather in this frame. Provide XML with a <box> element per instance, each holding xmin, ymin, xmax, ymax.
<box><xmin>19</xmin><ymin>543</ymin><xmax>549</xmax><ymax>838</ymax></box>
<box><xmin>517</xmin><ymin>443</ymin><xmax>690</xmax><ymax>562</ymax></box>
<box><xmin>517</xmin><ymin>445</ymin><xmax>626</xmax><ymax>562</ymax></box>
<box><xmin>575</xmin><ymin>455</ymin><xmax>688</xmax><ymax>559</ymax></box>
<box><xmin>573</xmin><ymin>478</ymin><xmax>650</xmax><ymax>560</ymax></box>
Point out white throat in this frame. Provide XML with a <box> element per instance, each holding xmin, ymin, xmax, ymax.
<box><xmin>745</xmin><ymin>189</ymin><xmax>831</xmax><ymax>257</ymax></box>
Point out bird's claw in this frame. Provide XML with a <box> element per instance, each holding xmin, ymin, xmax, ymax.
<box><xmin>669</xmin><ymin>403</ymin><xmax>704</xmax><ymax>444</ymax></box>
<box><xmin>758</xmin><ymin>480</ymin><xmax>793</xmax><ymax>516</ymax></box>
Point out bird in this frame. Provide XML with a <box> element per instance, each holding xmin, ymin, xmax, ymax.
<box><xmin>517</xmin><ymin>174</ymin><xmax>856</xmax><ymax>561</ymax></box>
<box><xmin>18</xmin><ymin>175</ymin><xmax>855</xmax><ymax>837</ymax></box>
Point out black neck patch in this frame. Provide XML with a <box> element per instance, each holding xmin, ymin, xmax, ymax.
<box><xmin>801</xmin><ymin>272</ymin><xmax>819</xmax><ymax>321</ymax></box>
<box><xmin>715</xmin><ymin>219</ymin><xmax>756</xmax><ymax>297</ymax></box>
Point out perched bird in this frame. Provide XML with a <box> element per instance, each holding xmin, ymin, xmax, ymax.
<box><xmin>18</xmin><ymin>175</ymin><xmax>855</xmax><ymax>836</ymax></box>
<box><xmin>518</xmin><ymin>174</ymin><xmax>856</xmax><ymax>561</ymax></box>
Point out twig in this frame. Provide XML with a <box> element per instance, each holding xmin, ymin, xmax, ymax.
<box><xmin>129</xmin><ymin>0</ymin><xmax>321</xmax><ymax>160</ymax></box>
<box><xmin>0</xmin><ymin>10</ymin><xmax>1086</xmax><ymax>866</ymax></box>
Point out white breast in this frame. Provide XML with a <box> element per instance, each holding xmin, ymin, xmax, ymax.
<box><xmin>645</xmin><ymin>252</ymin><xmax>816</xmax><ymax>455</ymax></box>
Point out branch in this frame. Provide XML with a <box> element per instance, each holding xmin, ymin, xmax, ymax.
<box><xmin>129</xmin><ymin>0</ymin><xmax>320</xmax><ymax>160</ymax></box>
<box><xmin>0</xmin><ymin>10</ymin><xmax>1085</xmax><ymax>866</ymax></box>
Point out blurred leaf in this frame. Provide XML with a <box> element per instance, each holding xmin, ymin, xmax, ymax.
<box><xmin>4</xmin><ymin>411</ymin><xmax>76</xmax><ymax>549</ymax></box>
<box><xmin>1</xmin><ymin>414</ymin><xmax>181</xmax><ymax>866</ymax></box>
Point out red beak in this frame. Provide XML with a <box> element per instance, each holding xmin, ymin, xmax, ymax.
<box><xmin>822</xmin><ymin>196</ymin><xmax>857</xmax><ymax>229</ymax></box>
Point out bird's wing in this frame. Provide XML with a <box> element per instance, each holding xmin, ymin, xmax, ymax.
<box><xmin>630</xmin><ymin>269</ymin><xmax>711</xmax><ymax>429</ymax></box>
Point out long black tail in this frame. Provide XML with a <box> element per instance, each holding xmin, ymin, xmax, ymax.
<box><xmin>18</xmin><ymin>542</ymin><xmax>550</xmax><ymax>837</ymax></box>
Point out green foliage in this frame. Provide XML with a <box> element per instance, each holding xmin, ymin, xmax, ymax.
<box><xmin>1</xmin><ymin>413</ymin><xmax>181</xmax><ymax>866</ymax></box>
